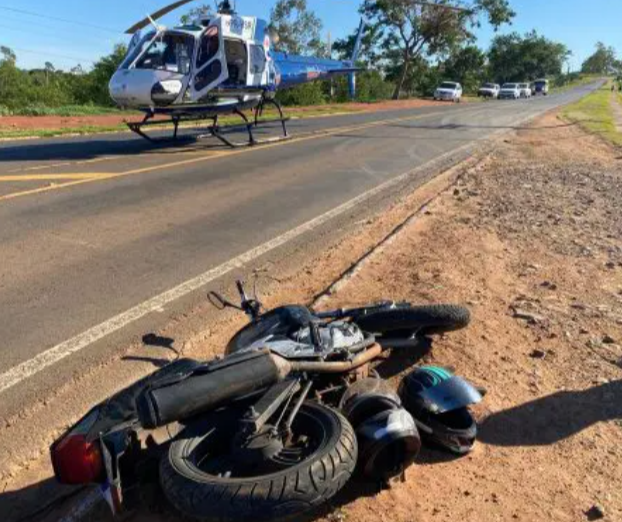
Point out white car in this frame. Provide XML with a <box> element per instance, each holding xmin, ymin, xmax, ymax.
<box><xmin>498</xmin><ymin>83</ymin><xmax>521</xmax><ymax>100</ymax></box>
<box><xmin>478</xmin><ymin>83</ymin><xmax>500</xmax><ymax>99</ymax></box>
<box><xmin>519</xmin><ymin>83</ymin><xmax>532</xmax><ymax>98</ymax></box>
<box><xmin>434</xmin><ymin>82</ymin><xmax>463</xmax><ymax>102</ymax></box>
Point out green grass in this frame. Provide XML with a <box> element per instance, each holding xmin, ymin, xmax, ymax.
<box><xmin>0</xmin><ymin>125</ymin><xmax>128</xmax><ymax>139</ymax></box>
<box><xmin>1</xmin><ymin>105</ymin><xmax>132</xmax><ymax>117</ymax></box>
<box><xmin>0</xmin><ymin>105</ymin><xmax>363</xmax><ymax>140</ymax></box>
<box><xmin>561</xmin><ymin>80</ymin><xmax>622</xmax><ymax>147</ymax></box>
<box><xmin>551</xmin><ymin>74</ymin><xmax>602</xmax><ymax>94</ymax></box>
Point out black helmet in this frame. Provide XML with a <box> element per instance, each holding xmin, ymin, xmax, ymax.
<box><xmin>341</xmin><ymin>378</ymin><xmax>421</xmax><ymax>481</ymax></box>
<box><xmin>399</xmin><ymin>366</ymin><xmax>482</xmax><ymax>455</ymax></box>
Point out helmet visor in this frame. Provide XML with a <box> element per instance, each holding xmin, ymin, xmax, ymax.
<box><xmin>419</xmin><ymin>376</ymin><xmax>483</xmax><ymax>414</ymax></box>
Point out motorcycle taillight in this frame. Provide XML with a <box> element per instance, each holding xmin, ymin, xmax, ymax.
<box><xmin>51</xmin><ymin>409</ymin><xmax>104</xmax><ymax>485</ymax></box>
<box><xmin>51</xmin><ymin>435</ymin><xmax>104</xmax><ymax>485</ymax></box>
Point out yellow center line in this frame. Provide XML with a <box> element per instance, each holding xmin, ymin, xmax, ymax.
<box><xmin>0</xmin><ymin>105</ymin><xmax>476</xmax><ymax>203</ymax></box>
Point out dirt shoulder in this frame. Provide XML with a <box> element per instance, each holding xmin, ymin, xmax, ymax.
<box><xmin>313</xmin><ymin>111</ymin><xmax>622</xmax><ymax>522</ymax></box>
<box><xmin>3</xmin><ymin>108</ymin><xmax>621</xmax><ymax>522</ymax></box>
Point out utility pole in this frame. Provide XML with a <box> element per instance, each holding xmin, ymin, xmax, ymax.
<box><xmin>328</xmin><ymin>31</ymin><xmax>334</xmax><ymax>100</ymax></box>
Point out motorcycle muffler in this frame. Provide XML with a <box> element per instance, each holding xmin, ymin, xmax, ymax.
<box><xmin>136</xmin><ymin>349</ymin><xmax>292</xmax><ymax>429</ymax></box>
<box><xmin>136</xmin><ymin>345</ymin><xmax>382</xmax><ymax>430</ymax></box>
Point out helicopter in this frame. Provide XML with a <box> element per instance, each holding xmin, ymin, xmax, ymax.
<box><xmin>109</xmin><ymin>0</ymin><xmax>365</xmax><ymax>147</ymax></box>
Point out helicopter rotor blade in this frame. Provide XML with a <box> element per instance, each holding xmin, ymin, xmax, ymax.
<box><xmin>125</xmin><ymin>0</ymin><xmax>196</xmax><ymax>34</ymax></box>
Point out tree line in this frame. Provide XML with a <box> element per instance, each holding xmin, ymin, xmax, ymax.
<box><xmin>0</xmin><ymin>0</ymin><xmax>618</xmax><ymax>115</ymax></box>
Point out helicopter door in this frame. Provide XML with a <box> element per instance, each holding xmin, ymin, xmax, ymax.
<box><xmin>190</xmin><ymin>21</ymin><xmax>229</xmax><ymax>100</ymax></box>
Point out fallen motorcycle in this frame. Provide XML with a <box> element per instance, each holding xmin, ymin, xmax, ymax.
<box><xmin>50</xmin><ymin>281</ymin><xmax>477</xmax><ymax>522</ymax></box>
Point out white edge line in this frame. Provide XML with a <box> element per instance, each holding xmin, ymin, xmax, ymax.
<box><xmin>0</xmin><ymin>141</ymin><xmax>475</xmax><ymax>396</ymax></box>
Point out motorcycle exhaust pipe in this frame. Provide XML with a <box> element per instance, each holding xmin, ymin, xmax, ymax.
<box><xmin>136</xmin><ymin>344</ymin><xmax>381</xmax><ymax>429</ymax></box>
<box><xmin>136</xmin><ymin>349</ymin><xmax>292</xmax><ymax>429</ymax></box>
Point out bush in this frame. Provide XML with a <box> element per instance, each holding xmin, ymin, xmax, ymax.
<box><xmin>331</xmin><ymin>71</ymin><xmax>394</xmax><ymax>103</ymax></box>
<box><xmin>277</xmin><ymin>81</ymin><xmax>327</xmax><ymax>106</ymax></box>
<box><xmin>0</xmin><ymin>105</ymin><xmax>12</xmax><ymax>116</ymax></box>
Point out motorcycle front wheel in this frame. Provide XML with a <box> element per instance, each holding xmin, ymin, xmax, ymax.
<box><xmin>356</xmin><ymin>304</ymin><xmax>471</xmax><ymax>336</ymax></box>
<box><xmin>160</xmin><ymin>402</ymin><xmax>357</xmax><ymax>522</ymax></box>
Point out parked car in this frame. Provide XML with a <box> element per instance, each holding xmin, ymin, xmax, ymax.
<box><xmin>519</xmin><ymin>83</ymin><xmax>532</xmax><ymax>98</ymax></box>
<box><xmin>478</xmin><ymin>83</ymin><xmax>500</xmax><ymax>99</ymax></box>
<box><xmin>532</xmin><ymin>79</ymin><xmax>550</xmax><ymax>95</ymax></box>
<box><xmin>498</xmin><ymin>83</ymin><xmax>521</xmax><ymax>100</ymax></box>
<box><xmin>434</xmin><ymin>82</ymin><xmax>463</xmax><ymax>102</ymax></box>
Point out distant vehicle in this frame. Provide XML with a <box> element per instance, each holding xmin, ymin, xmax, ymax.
<box><xmin>498</xmin><ymin>83</ymin><xmax>521</xmax><ymax>100</ymax></box>
<box><xmin>478</xmin><ymin>83</ymin><xmax>500</xmax><ymax>99</ymax></box>
<box><xmin>519</xmin><ymin>83</ymin><xmax>532</xmax><ymax>98</ymax></box>
<box><xmin>434</xmin><ymin>82</ymin><xmax>463</xmax><ymax>102</ymax></box>
<box><xmin>532</xmin><ymin>79</ymin><xmax>550</xmax><ymax>95</ymax></box>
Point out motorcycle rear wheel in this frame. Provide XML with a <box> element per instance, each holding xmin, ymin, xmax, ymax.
<box><xmin>356</xmin><ymin>304</ymin><xmax>470</xmax><ymax>336</ymax></box>
<box><xmin>160</xmin><ymin>402</ymin><xmax>357</xmax><ymax>522</ymax></box>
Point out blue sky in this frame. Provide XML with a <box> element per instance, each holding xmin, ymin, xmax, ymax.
<box><xmin>0</xmin><ymin>0</ymin><xmax>620</xmax><ymax>71</ymax></box>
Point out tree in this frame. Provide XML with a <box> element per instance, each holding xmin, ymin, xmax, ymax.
<box><xmin>582</xmin><ymin>42</ymin><xmax>617</xmax><ymax>75</ymax></box>
<box><xmin>269</xmin><ymin>0</ymin><xmax>324</xmax><ymax>55</ymax></box>
<box><xmin>360</xmin><ymin>0</ymin><xmax>515</xmax><ymax>99</ymax></box>
<box><xmin>180</xmin><ymin>4</ymin><xmax>212</xmax><ymax>24</ymax></box>
<box><xmin>44</xmin><ymin>61</ymin><xmax>56</xmax><ymax>86</ymax></box>
<box><xmin>88</xmin><ymin>44</ymin><xmax>128</xmax><ymax>105</ymax></box>
<box><xmin>0</xmin><ymin>46</ymin><xmax>16</xmax><ymax>64</ymax></box>
<box><xmin>488</xmin><ymin>31</ymin><xmax>570</xmax><ymax>83</ymax></box>
<box><xmin>442</xmin><ymin>45</ymin><xmax>486</xmax><ymax>93</ymax></box>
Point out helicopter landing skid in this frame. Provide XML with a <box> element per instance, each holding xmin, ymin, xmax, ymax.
<box><xmin>127</xmin><ymin>102</ymin><xmax>291</xmax><ymax>148</ymax></box>
<box><xmin>208</xmin><ymin>105</ymin><xmax>291</xmax><ymax>148</ymax></box>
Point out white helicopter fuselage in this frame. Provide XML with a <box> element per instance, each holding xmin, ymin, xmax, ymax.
<box><xmin>109</xmin><ymin>14</ymin><xmax>273</xmax><ymax>111</ymax></box>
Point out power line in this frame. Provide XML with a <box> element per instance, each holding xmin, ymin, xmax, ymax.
<box><xmin>0</xmin><ymin>12</ymin><xmax>119</xmax><ymax>43</ymax></box>
<box><xmin>0</xmin><ymin>23</ymin><xmax>116</xmax><ymax>49</ymax></box>
<box><xmin>0</xmin><ymin>5</ymin><xmax>121</xmax><ymax>34</ymax></box>
<box><xmin>8</xmin><ymin>46</ymin><xmax>97</xmax><ymax>65</ymax></box>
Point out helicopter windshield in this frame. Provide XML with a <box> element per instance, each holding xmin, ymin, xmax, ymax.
<box><xmin>120</xmin><ymin>31</ymin><xmax>157</xmax><ymax>70</ymax></box>
<box><xmin>133</xmin><ymin>32</ymin><xmax>195</xmax><ymax>75</ymax></box>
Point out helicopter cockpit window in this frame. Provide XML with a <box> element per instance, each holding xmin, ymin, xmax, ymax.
<box><xmin>250</xmin><ymin>45</ymin><xmax>266</xmax><ymax>75</ymax></box>
<box><xmin>135</xmin><ymin>33</ymin><xmax>194</xmax><ymax>75</ymax></box>
<box><xmin>196</xmin><ymin>26</ymin><xmax>220</xmax><ymax>69</ymax></box>
<box><xmin>120</xmin><ymin>31</ymin><xmax>156</xmax><ymax>70</ymax></box>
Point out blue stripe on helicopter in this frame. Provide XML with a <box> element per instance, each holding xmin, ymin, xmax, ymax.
<box><xmin>270</xmin><ymin>52</ymin><xmax>358</xmax><ymax>88</ymax></box>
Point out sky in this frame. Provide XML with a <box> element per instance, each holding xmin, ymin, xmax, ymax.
<box><xmin>0</xmin><ymin>0</ymin><xmax>620</xmax><ymax>71</ymax></box>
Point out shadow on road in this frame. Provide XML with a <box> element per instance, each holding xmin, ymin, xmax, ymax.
<box><xmin>0</xmin><ymin>477</ymin><xmax>87</xmax><ymax>522</ymax></box>
<box><xmin>479</xmin><ymin>380</ymin><xmax>622</xmax><ymax>446</ymax></box>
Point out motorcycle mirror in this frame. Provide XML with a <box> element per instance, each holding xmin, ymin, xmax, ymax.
<box><xmin>207</xmin><ymin>291</ymin><xmax>242</xmax><ymax>311</ymax></box>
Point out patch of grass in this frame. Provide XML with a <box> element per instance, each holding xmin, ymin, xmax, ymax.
<box><xmin>551</xmin><ymin>74</ymin><xmax>603</xmax><ymax>94</ymax></box>
<box><xmin>561</xmin><ymin>81</ymin><xmax>622</xmax><ymax>147</ymax></box>
<box><xmin>0</xmin><ymin>125</ymin><xmax>128</xmax><ymax>140</ymax></box>
<box><xmin>4</xmin><ymin>105</ymin><xmax>131</xmax><ymax>117</ymax></box>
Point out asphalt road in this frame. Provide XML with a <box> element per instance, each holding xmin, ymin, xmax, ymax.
<box><xmin>0</xmin><ymin>83</ymin><xmax>599</xmax><ymax>406</ymax></box>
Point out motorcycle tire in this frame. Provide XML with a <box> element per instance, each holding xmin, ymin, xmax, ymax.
<box><xmin>356</xmin><ymin>304</ymin><xmax>470</xmax><ymax>336</ymax></box>
<box><xmin>160</xmin><ymin>402</ymin><xmax>357</xmax><ymax>522</ymax></box>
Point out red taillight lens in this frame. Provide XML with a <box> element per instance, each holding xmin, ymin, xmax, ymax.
<box><xmin>51</xmin><ymin>435</ymin><xmax>104</xmax><ymax>485</ymax></box>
